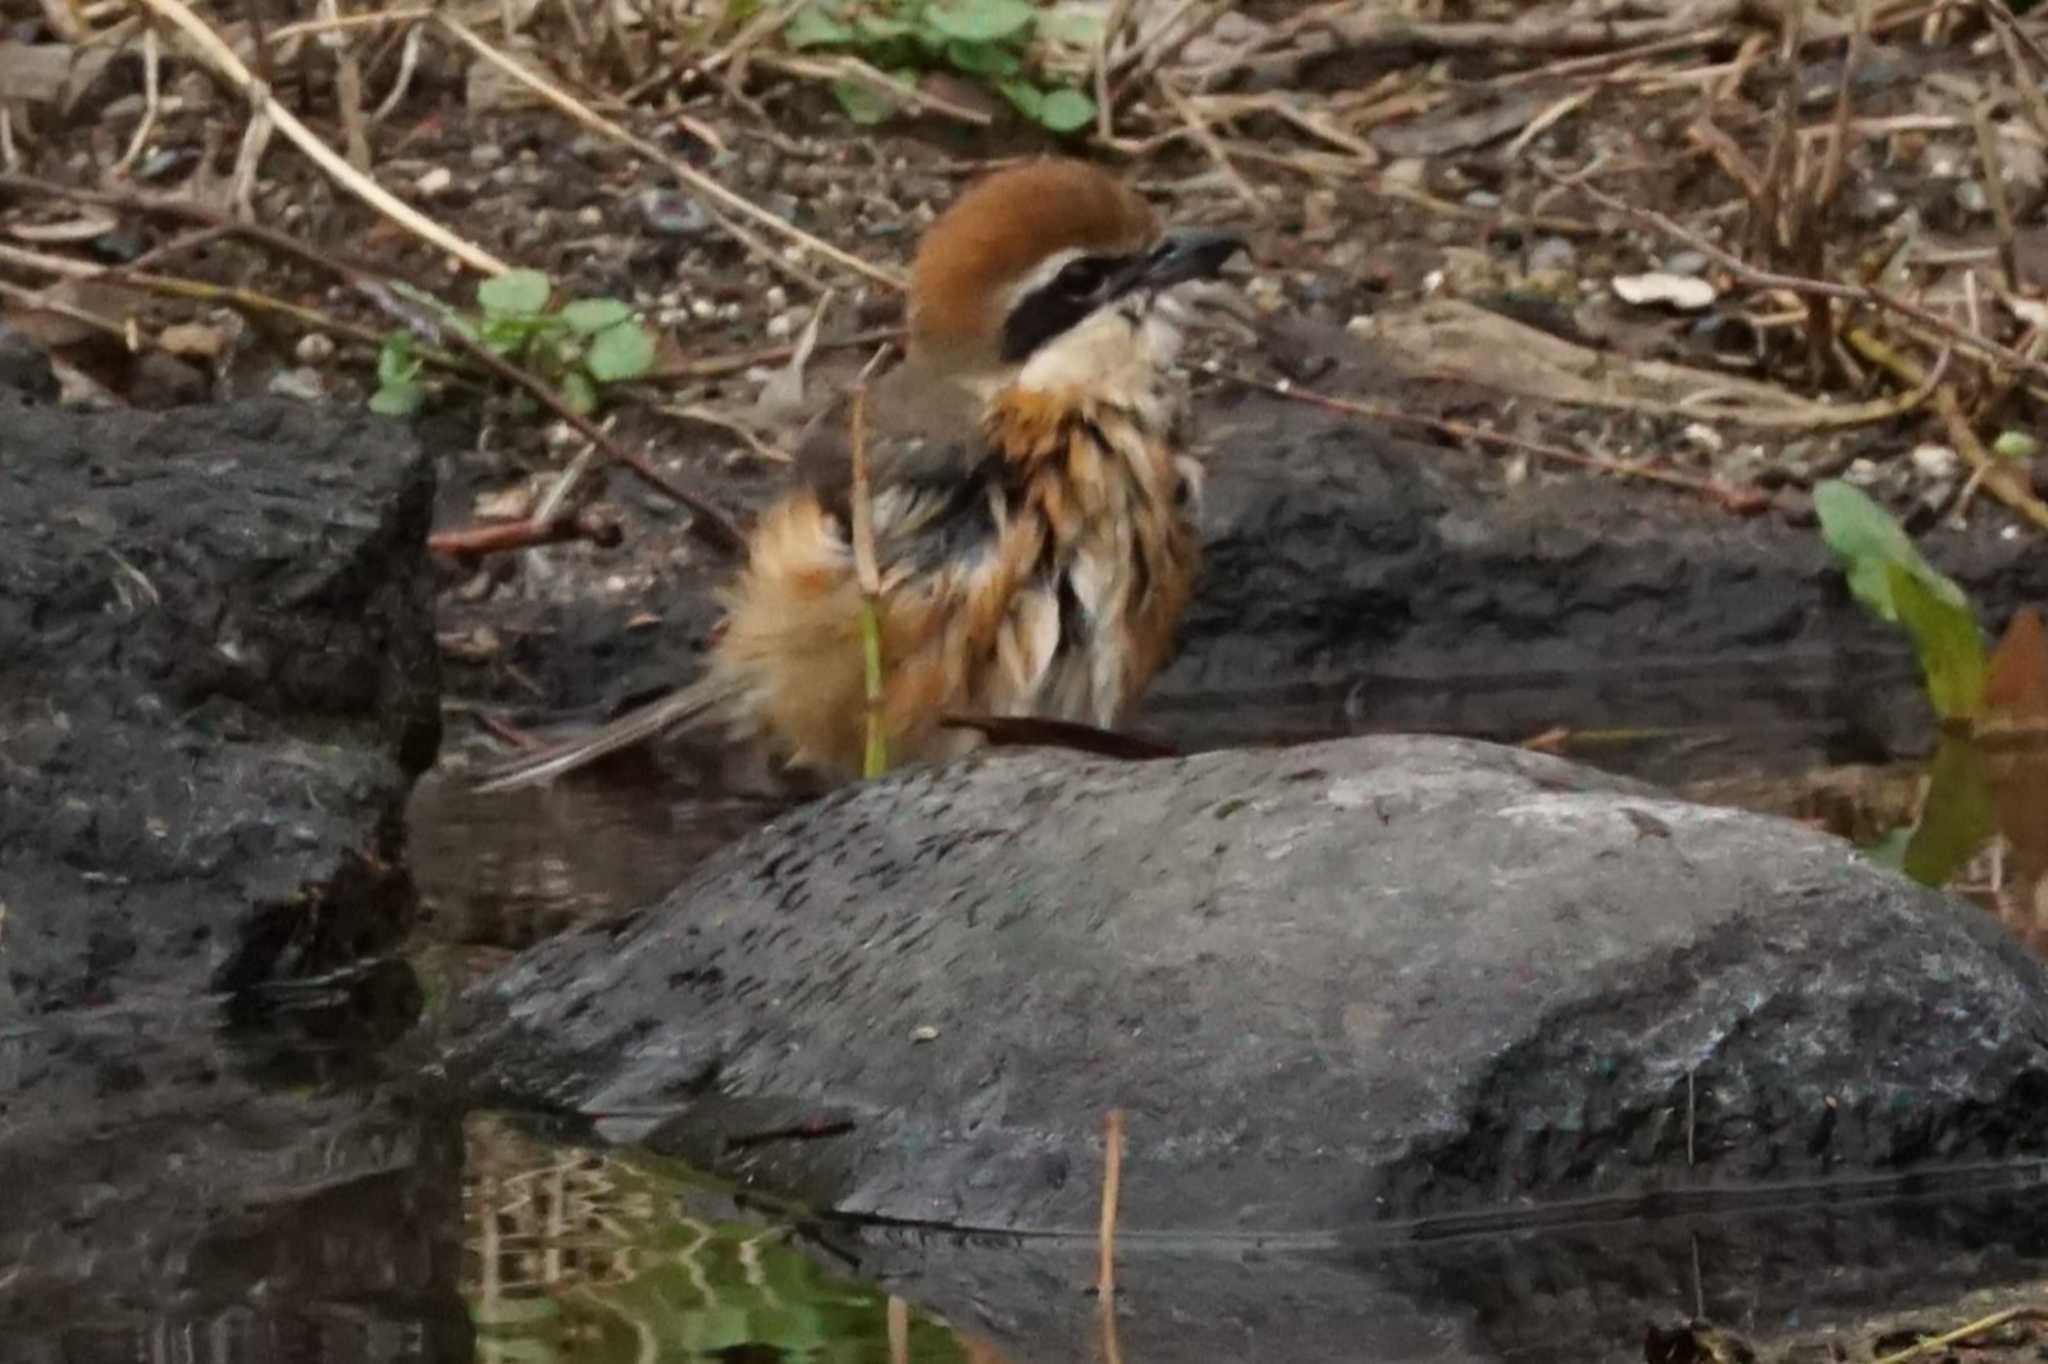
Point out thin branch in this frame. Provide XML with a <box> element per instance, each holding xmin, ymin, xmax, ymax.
<box><xmin>130</xmin><ymin>0</ymin><xmax>508</xmax><ymax>274</ymax></box>
<box><xmin>427</xmin><ymin>508</ymin><xmax>623</xmax><ymax>557</ymax></box>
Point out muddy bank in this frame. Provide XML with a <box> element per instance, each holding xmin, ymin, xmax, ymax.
<box><xmin>445</xmin><ymin>734</ymin><xmax>2048</xmax><ymax>1236</ymax></box>
<box><xmin>0</xmin><ymin>381</ymin><xmax>458</xmax><ymax>1359</ymax></box>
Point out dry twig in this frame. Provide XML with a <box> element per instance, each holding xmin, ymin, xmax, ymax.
<box><xmin>1097</xmin><ymin>1107</ymin><xmax>1126</xmax><ymax>1364</ymax></box>
<box><xmin>129</xmin><ymin>0</ymin><xmax>507</xmax><ymax>274</ymax></box>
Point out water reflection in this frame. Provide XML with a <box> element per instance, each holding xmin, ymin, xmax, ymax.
<box><xmin>453</xmin><ymin>1110</ymin><xmax>2048</xmax><ymax>1364</ymax></box>
<box><xmin>0</xmin><ymin>970</ymin><xmax>471</xmax><ymax>1364</ymax></box>
<box><xmin>461</xmin><ymin>1113</ymin><xmax>989</xmax><ymax>1363</ymax></box>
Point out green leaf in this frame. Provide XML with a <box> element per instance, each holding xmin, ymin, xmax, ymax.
<box><xmin>528</xmin><ymin>328</ymin><xmax>580</xmax><ymax>379</ymax></box>
<box><xmin>1860</xmin><ymin>826</ymin><xmax>1913</xmax><ymax>868</ymax></box>
<box><xmin>856</xmin><ymin>13</ymin><xmax>916</xmax><ymax>42</ymax></box>
<box><xmin>559</xmin><ymin>297</ymin><xmax>635</xmax><ymax>335</ymax></box>
<box><xmin>783</xmin><ymin>3</ymin><xmax>853</xmax><ymax>48</ymax></box>
<box><xmin>559</xmin><ymin>369</ymin><xmax>599</xmax><ymax>414</ymax></box>
<box><xmin>831</xmin><ymin>77</ymin><xmax>897</xmax><ymax>124</ymax></box>
<box><xmin>480</xmin><ymin>315</ymin><xmax>537</xmax><ymax>356</ymax></box>
<box><xmin>477</xmin><ymin>268</ymin><xmax>551</xmax><ymax>317</ymax></box>
<box><xmin>1993</xmin><ymin>429</ymin><xmax>2039</xmax><ymax>462</ymax></box>
<box><xmin>1038</xmin><ymin>7</ymin><xmax>1104</xmax><ymax>46</ymax></box>
<box><xmin>923</xmin><ymin>0</ymin><xmax>1035</xmax><ymax>43</ymax></box>
<box><xmin>997</xmin><ymin>78</ymin><xmax>1043</xmax><ymax>119</ymax></box>
<box><xmin>585</xmin><ymin>322</ymin><xmax>656</xmax><ymax>381</ymax></box>
<box><xmin>945</xmin><ymin>38</ymin><xmax>1020</xmax><ymax>76</ymax></box>
<box><xmin>1900</xmin><ymin>736</ymin><xmax>1997</xmax><ymax>887</ymax></box>
<box><xmin>1887</xmin><ymin>563</ymin><xmax>1987</xmax><ymax>721</ymax></box>
<box><xmin>1813</xmin><ymin>479</ymin><xmax>1967</xmax><ymax>622</ymax></box>
<box><xmin>369</xmin><ymin>380</ymin><xmax>424</xmax><ymax>416</ymax></box>
<box><xmin>376</xmin><ymin>336</ymin><xmax>420</xmax><ymax>385</ymax></box>
<box><xmin>1035</xmin><ymin>86</ymin><xmax>1095</xmax><ymax>132</ymax></box>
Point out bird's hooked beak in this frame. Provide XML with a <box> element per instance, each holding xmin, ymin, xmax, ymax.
<box><xmin>1121</xmin><ymin>227</ymin><xmax>1246</xmax><ymax>295</ymax></box>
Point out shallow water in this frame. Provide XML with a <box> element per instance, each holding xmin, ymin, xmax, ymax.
<box><xmin>16</xmin><ymin>670</ymin><xmax>2045</xmax><ymax>1364</ymax></box>
<box><xmin>393</xmin><ymin>667</ymin><xmax>2048</xmax><ymax>1362</ymax></box>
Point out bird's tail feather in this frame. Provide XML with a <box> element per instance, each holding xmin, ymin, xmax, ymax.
<box><xmin>470</xmin><ymin>677</ymin><xmax>734</xmax><ymax>793</ymax></box>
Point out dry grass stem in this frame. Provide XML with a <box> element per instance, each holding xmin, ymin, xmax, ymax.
<box><xmin>1971</xmin><ymin>97</ymin><xmax>2019</xmax><ymax>288</ymax></box>
<box><xmin>1097</xmin><ymin>1107</ymin><xmax>1125</xmax><ymax>1364</ymax></box>
<box><xmin>129</xmin><ymin>0</ymin><xmax>508</xmax><ymax>274</ymax></box>
<box><xmin>1155</xmin><ymin>77</ymin><xmax>1265</xmax><ymax>215</ymax></box>
<box><xmin>1870</xmin><ymin>1306</ymin><xmax>2048</xmax><ymax>1364</ymax></box>
<box><xmin>848</xmin><ymin>384</ymin><xmax>888</xmax><ymax>779</ymax></box>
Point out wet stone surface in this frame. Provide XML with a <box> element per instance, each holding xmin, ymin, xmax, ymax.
<box><xmin>446</xmin><ymin>733</ymin><xmax>2048</xmax><ymax>1235</ymax></box>
<box><xmin>0</xmin><ymin>383</ymin><xmax>459</xmax><ymax>1361</ymax></box>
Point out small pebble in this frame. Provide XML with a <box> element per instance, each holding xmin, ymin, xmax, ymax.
<box><xmin>1662</xmin><ymin>250</ymin><xmax>1709</xmax><ymax>276</ymax></box>
<box><xmin>640</xmin><ymin>189</ymin><xmax>712</xmax><ymax>238</ymax></box>
<box><xmin>1909</xmin><ymin>443</ymin><xmax>1959</xmax><ymax>481</ymax></box>
<box><xmin>1526</xmin><ymin>236</ymin><xmax>1576</xmax><ymax>273</ymax></box>
<box><xmin>1244</xmin><ymin>275</ymin><xmax>1286</xmax><ymax>316</ymax></box>
<box><xmin>1850</xmin><ymin>185</ymin><xmax>1901</xmax><ymax>226</ymax></box>
<box><xmin>576</xmin><ymin>205</ymin><xmax>604</xmax><ymax>228</ymax></box>
<box><xmin>415</xmin><ymin>166</ymin><xmax>452</xmax><ymax>197</ymax></box>
<box><xmin>1843</xmin><ymin>457</ymin><xmax>1881</xmax><ymax>487</ymax></box>
<box><xmin>295</xmin><ymin>333</ymin><xmax>335</xmax><ymax>365</ymax></box>
<box><xmin>267</xmin><ymin>366</ymin><xmax>325</xmax><ymax>402</ymax></box>
<box><xmin>469</xmin><ymin>143</ymin><xmax>505</xmax><ymax>169</ymax></box>
<box><xmin>1953</xmin><ymin>180</ymin><xmax>1990</xmax><ymax>216</ymax></box>
<box><xmin>1682</xmin><ymin>422</ymin><xmax>1724</xmax><ymax>453</ymax></box>
<box><xmin>1773</xmin><ymin>488</ymin><xmax>1817</xmax><ymax>526</ymax></box>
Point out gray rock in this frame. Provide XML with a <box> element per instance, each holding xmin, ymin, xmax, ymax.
<box><xmin>446</xmin><ymin>735</ymin><xmax>2048</xmax><ymax>1234</ymax></box>
<box><xmin>0</xmin><ymin>396</ymin><xmax>450</xmax><ymax>1353</ymax></box>
<box><xmin>0</xmin><ymin>396</ymin><xmax>440</xmax><ymax>1011</ymax></box>
<box><xmin>1525</xmin><ymin>235</ymin><xmax>1576</xmax><ymax>273</ymax></box>
<box><xmin>0</xmin><ymin>321</ymin><xmax>58</xmax><ymax>401</ymax></box>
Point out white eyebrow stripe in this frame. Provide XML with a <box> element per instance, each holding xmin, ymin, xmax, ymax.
<box><xmin>1002</xmin><ymin>246</ymin><xmax>1089</xmax><ymax>313</ymax></box>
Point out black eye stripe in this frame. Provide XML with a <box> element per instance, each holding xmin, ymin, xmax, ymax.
<box><xmin>999</xmin><ymin>252</ymin><xmax>1136</xmax><ymax>363</ymax></box>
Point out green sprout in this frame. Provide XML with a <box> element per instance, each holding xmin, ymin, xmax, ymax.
<box><xmin>783</xmin><ymin>0</ymin><xmax>1100</xmax><ymax>134</ymax></box>
<box><xmin>371</xmin><ymin>269</ymin><xmax>657</xmax><ymax>418</ymax></box>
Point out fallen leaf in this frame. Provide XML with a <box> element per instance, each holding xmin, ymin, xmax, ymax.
<box><xmin>1612</xmin><ymin>272</ymin><xmax>1718</xmax><ymax>311</ymax></box>
<box><xmin>1982</xmin><ymin>606</ymin><xmax>2048</xmax><ymax>732</ymax></box>
<box><xmin>157</xmin><ymin>322</ymin><xmax>229</xmax><ymax>360</ymax></box>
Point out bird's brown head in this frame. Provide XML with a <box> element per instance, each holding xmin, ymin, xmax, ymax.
<box><xmin>906</xmin><ymin>159</ymin><xmax>1242</xmax><ymax>380</ymax></box>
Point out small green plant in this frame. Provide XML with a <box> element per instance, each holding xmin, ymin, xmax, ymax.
<box><xmin>1815</xmin><ymin>479</ymin><xmax>1996</xmax><ymax>885</ymax></box>
<box><xmin>783</xmin><ymin>0</ymin><xmax>1099</xmax><ymax>134</ymax></box>
<box><xmin>1815</xmin><ymin>479</ymin><xmax>1986</xmax><ymax>723</ymax></box>
<box><xmin>370</xmin><ymin>269</ymin><xmax>657</xmax><ymax>417</ymax></box>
